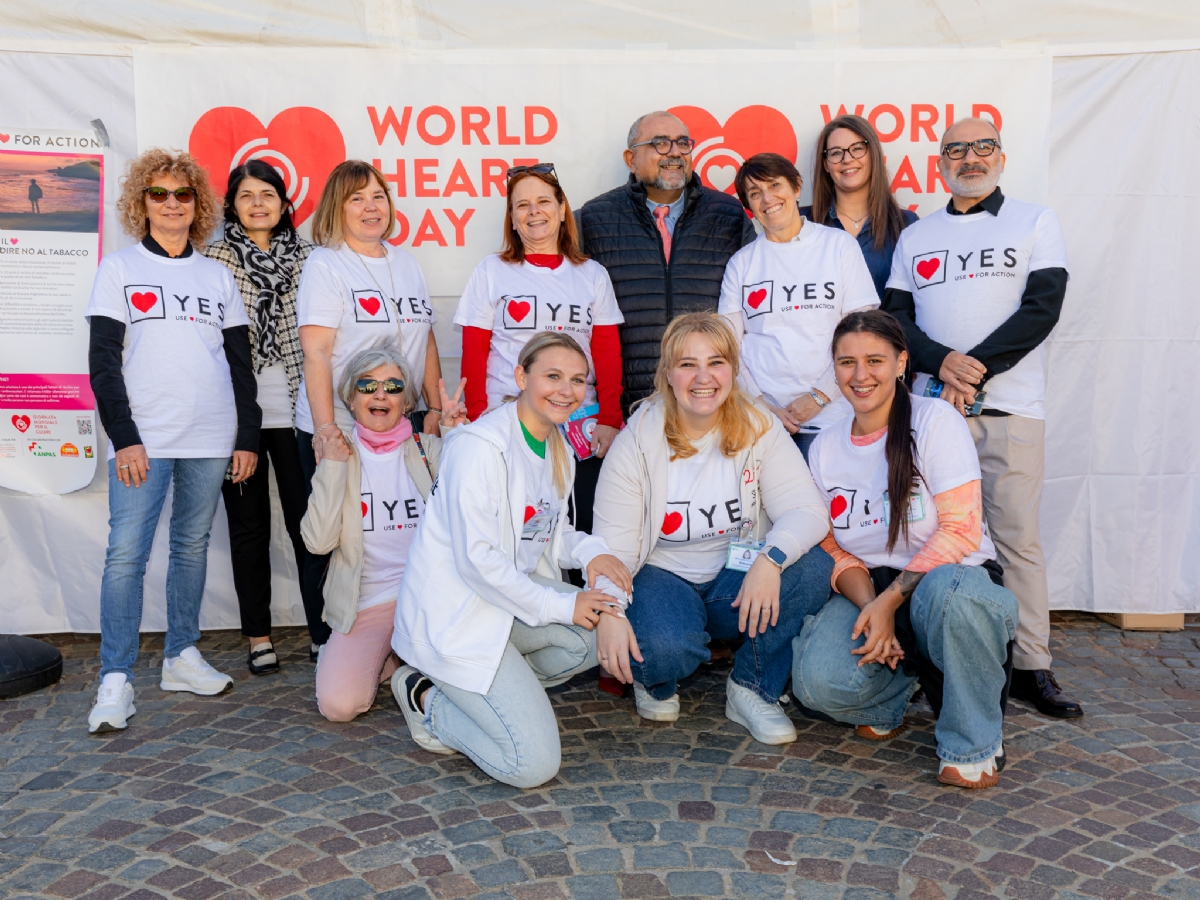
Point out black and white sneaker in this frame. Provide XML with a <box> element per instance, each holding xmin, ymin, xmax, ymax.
<box><xmin>248</xmin><ymin>642</ymin><xmax>279</xmax><ymax>675</ymax></box>
<box><xmin>391</xmin><ymin>665</ymin><xmax>456</xmax><ymax>755</ymax></box>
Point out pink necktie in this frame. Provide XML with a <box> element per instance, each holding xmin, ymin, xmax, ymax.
<box><xmin>653</xmin><ymin>205</ymin><xmax>672</xmax><ymax>263</ymax></box>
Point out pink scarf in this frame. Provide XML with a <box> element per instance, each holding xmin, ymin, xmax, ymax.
<box><xmin>354</xmin><ymin>417</ymin><xmax>412</xmax><ymax>454</ymax></box>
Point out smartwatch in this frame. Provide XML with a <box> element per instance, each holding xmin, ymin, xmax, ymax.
<box><xmin>762</xmin><ymin>546</ymin><xmax>787</xmax><ymax>569</ymax></box>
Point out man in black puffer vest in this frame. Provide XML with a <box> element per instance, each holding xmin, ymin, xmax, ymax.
<box><xmin>579</xmin><ymin>110</ymin><xmax>755</xmax><ymax>414</ymax></box>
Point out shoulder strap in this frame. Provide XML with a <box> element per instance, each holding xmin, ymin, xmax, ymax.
<box><xmin>412</xmin><ymin>431</ymin><xmax>433</xmax><ymax>479</ymax></box>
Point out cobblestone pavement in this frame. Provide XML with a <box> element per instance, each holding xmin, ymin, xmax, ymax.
<box><xmin>3</xmin><ymin>614</ymin><xmax>1200</xmax><ymax>900</ymax></box>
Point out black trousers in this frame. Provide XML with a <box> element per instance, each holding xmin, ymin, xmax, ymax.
<box><xmin>221</xmin><ymin>428</ymin><xmax>311</xmax><ymax>638</ymax></box>
<box><xmin>296</xmin><ymin>429</ymin><xmax>333</xmax><ymax>646</ymax></box>
<box><xmin>565</xmin><ymin>454</ymin><xmax>604</xmax><ymax>588</ymax></box>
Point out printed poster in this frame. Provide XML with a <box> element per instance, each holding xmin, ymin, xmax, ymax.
<box><xmin>0</xmin><ymin>127</ymin><xmax>104</xmax><ymax>494</ymax></box>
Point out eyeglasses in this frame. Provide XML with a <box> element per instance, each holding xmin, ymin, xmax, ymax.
<box><xmin>942</xmin><ymin>139</ymin><xmax>1001</xmax><ymax>160</ymax></box>
<box><xmin>507</xmin><ymin>163</ymin><xmax>557</xmax><ymax>180</ymax></box>
<box><xmin>629</xmin><ymin>136</ymin><xmax>696</xmax><ymax>155</ymax></box>
<box><xmin>145</xmin><ymin>186</ymin><xmax>196</xmax><ymax>203</ymax></box>
<box><xmin>824</xmin><ymin>141</ymin><xmax>869</xmax><ymax>163</ymax></box>
<box><xmin>355</xmin><ymin>377</ymin><xmax>405</xmax><ymax>395</ymax></box>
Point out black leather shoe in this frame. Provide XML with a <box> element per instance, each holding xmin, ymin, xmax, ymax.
<box><xmin>1010</xmin><ymin>669</ymin><xmax>1083</xmax><ymax>719</ymax></box>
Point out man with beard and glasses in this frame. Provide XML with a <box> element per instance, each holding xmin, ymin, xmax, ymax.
<box><xmin>882</xmin><ymin>117</ymin><xmax>1082</xmax><ymax>721</ymax></box>
<box><xmin>578</xmin><ymin>111</ymin><xmax>755</xmax><ymax>414</ymax></box>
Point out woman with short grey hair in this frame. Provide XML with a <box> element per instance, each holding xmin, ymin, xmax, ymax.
<box><xmin>300</xmin><ymin>348</ymin><xmax>466</xmax><ymax>722</ymax></box>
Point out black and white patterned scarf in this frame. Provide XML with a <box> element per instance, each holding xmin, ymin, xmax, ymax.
<box><xmin>223</xmin><ymin>220</ymin><xmax>305</xmax><ymax>373</ymax></box>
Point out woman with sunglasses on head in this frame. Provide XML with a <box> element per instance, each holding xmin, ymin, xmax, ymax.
<box><xmin>801</xmin><ymin>115</ymin><xmax>918</xmax><ymax>300</ymax></box>
<box><xmin>302</xmin><ymin>348</ymin><xmax>467</xmax><ymax>722</ymax></box>
<box><xmin>391</xmin><ymin>333</ymin><xmax>630</xmax><ymax>788</ymax></box>
<box><xmin>295</xmin><ymin>160</ymin><xmax>447</xmax><ymax>656</ymax></box>
<box><xmin>204</xmin><ymin>160</ymin><xmax>314</xmax><ymax>676</ymax></box>
<box><xmin>793</xmin><ymin>309</ymin><xmax>1018</xmax><ymax>789</ymax></box>
<box><xmin>719</xmin><ymin>153</ymin><xmax>878</xmax><ymax>460</ymax></box>
<box><xmin>85</xmin><ymin>149</ymin><xmax>259</xmax><ymax>733</ymax></box>
<box><xmin>454</xmin><ymin>163</ymin><xmax>623</xmax><ymax>536</ymax></box>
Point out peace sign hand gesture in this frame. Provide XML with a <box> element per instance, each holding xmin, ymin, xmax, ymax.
<box><xmin>438</xmin><ymin>377</ymin><xmax>470</xmax><ymax>433</ymax></box>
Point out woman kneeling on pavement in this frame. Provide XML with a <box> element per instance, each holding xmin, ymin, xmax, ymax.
<box><xmin>302</xmin><ymin>348</ymin><xmax>466</xmax><ymax>723</ymax></box>
<box><xmin>592</xmin><ymin>312</ymin><xmax>833</xmax><ymax>745</ymax></box>
<box><xmin>794</xmin><ymin>309</ymin><xmax>1018</xmax><ymax>789</ymax></box>
<box><xmin>391</xmin><ymin>332</ymin><xmax>631</xmax><ymax>788</ymax></box>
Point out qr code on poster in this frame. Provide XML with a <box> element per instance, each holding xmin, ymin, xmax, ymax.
<box><xmin>78</xmin><ymin>419</ymin><xmax>93</xmax><ymax>435</ymax></box>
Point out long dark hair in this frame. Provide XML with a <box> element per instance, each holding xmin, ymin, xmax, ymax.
<box><xmin>224</xmin><ymin>159</ymin><xmax>296</xmax><ymax>236</ymax></box>
<box><xmin>832</xmin><ymin>309</ymin><xmax>919</xmax><ymax>553</ymax></box>
<box><xmin>811</xmin><ymin>115</ymin><xmax>907</xmax><ymax>252</ymax></box>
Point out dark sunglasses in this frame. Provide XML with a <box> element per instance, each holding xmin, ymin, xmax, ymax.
<box><xmin>942</xmin><ymin>138</ymin><xmax>1001</xmax><ymax>160</ymax></box>
<box><xmin>355</xmin><ymin>377</ymin><xmax>405</xmax><ymax>395</ymax></box>
<box><xmin>145</xmin><ymin>186</ymin><xmax>196</xmax><ymax>203</ymax></box>
<box><xmin>507</xmin><ymin>163</ymin><xmax>557</xmax><ymax>181</ymax></box>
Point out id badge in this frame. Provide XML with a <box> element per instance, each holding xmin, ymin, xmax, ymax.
<box><xmin>726</xmin><ymin>539</ymin><xmax>765</xmax><ymax>572</ymax></box>
<box><xmin>522</xmin><ymin>510</ymin><xmax>553</xmax><ymax>539</ymax></box>
<box><xmin>882</xmin><ymin>491</ymin><xmax>925</xmax><ymax>526</ymax></box>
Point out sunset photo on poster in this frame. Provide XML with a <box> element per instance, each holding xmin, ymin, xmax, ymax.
<box><xmin>0</xmin><ymin>151</ymin><xmax>100</xmax><ymax>233</ymax></box>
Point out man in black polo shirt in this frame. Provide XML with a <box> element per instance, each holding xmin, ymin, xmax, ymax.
<box><xmin>883</xmin><ymin>117</ymin><xmax>1082</xmax><ymax>719</ymax></box>
<box><xmin>578</xmin><ymin>110</ymin><xmax>755</xmax><ymax>413</ymax></box>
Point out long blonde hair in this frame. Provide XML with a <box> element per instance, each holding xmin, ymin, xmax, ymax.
<box><xmin>651</xmin><ymin>312</ymin><xmax>770</xmax><ymax>460</ymax></box>
<box><xmin>516</xmin><ymin>331</ymin><xmax>589</xmax><ymax>496</ymax></box>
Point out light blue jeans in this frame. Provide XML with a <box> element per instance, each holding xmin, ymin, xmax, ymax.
<box><xmin>792</xmin><ymin>564</ymin><xmax>1018</xmax><ymax>765</ymax></box>
<box><xmin>99</xmin><ymin>457</ymin><xmax>229</xmax><ymax>680</ymax></box>
<box><xmin>426</xmin><ymin>619</ymin><xmax>596</xmax><ymax>789</ymax></box>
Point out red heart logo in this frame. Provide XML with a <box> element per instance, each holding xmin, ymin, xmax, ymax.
<box><xmin>661</xmin><ymin>511</ymin><xmax>683</xmax><ymax>535</ymax></box>
<box><xmin>746</xmin><ymin>288</ymin><xmax>767</xmax><ymax>310</ymax></box>
<box><xmin>669</xmin><ymin>105</ymin><xmax>798</xmax><ymax>198</ymax></box>
<box><xmin>11</xmin><ymin>415</ymin><xmax>30</xmax><ymax>433</ymax></box>
<box><xmin>188</xmin><ymin>107</ymin><xmax>346</xmax><ymax>227</ymax></box>
<box><xmin>359</xmin><ymin>296</ymin><xmax>381</xmax><ymax>316</ymax></box>
<box><xmin>916</xmin><ymin>258</ymin><xmax>940</xmax><ymax>281</ymax></box>
<box><xmin>969</xmin><ymin>273</ymin><xmax>974</xmax><ymax>278</ymax></box>
<box><xmin>361</xmin><ymin>501</ymin><xmax>368</xmax><ymax>517</ymax></box>
<box><xmin>10</xmin><ymin>238</ymin><xmax>18</xmax><ymax>245</ymax></box>
<box><xmin>0</xmin><ymin>134</ymin><xmax>9</xmax><ymax>143</ymax></box>
<box><xmin>524</xmin><ymin>505</ymin><xmax>537</xmax><ymax>523</ymax></box>
<box><xmin>130</xmin><ymin>291</ymin><xmax>158</xmax><ymax>313</ymax></box>
<box><xmin>507</xmin><ymin>300</ymin><xmax>531</xmax><ymax>323</ymax></box>
<box><xmin>830</xmin><ymin>495</ymin><xmax>848</xmax><ymax>520</ymax></box>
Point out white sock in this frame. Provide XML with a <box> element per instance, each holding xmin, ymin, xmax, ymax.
<box><xmin>101</xmin><ymin>672</ymin><xmax>127</xmax><ymax>692</ymax></box>
<box><xmin>176</xmin><ymin>646</ymin><xmax>203</xmax><ymax>665</ymax></box>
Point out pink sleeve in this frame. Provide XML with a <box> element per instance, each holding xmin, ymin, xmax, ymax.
<box><xmin>821</xmin><ymin>527</ymin><xmax>869</xmax><ymax>593</ymax></box>
<box><xmin>905</xmin><ymin>480</ymin><xmax>984</xmax><ymax>574</ymax></box>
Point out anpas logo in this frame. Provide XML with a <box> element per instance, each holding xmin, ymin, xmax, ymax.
<box><xmin>189</xmin><ymin>107</ymin><xmax>347</xmax><ymax>227</ymax></box>
<box><xmin>27</xmin><ymin>441</ymin><xmax>57</xmax><ymax>458</ymax></box>
<box><xmin>669</xmin><ymin>105</ymin><xmax>798</xmax><ymax>196</ymax></box>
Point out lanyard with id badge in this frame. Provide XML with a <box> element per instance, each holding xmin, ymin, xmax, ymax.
<box><xmin>725</xmin><ymin>518</ymin><xmax>764</xmax><ymax>572</ymax></box>
<box><xmin>882</xmin><ymin>490</ymin><xmax>925</xmax><ymax>525</ymax></box>
<box><xmin>522</xmin><ymin>502</ymin><xmax>556</xmax><ymax>541</ymax></box>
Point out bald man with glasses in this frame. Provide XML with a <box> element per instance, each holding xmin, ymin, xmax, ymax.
<box><xmin>882</xmin><ymin>117</ymin><xmax>1082</xmax><ymax>721</ymax></box>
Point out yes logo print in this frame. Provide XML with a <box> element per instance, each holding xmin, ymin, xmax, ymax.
<box><xmin>741</xmin><ymin>280</ymin><xmax>773</xmax><ymax>319</ymax></box>
<box><xmin>502</xmin><ymin>295</ymin><xmax>537</xmax><ymax>330</ymax></box>
<box><xmin>828</xmin><ymin>488</ymin><xmax>857</xmax><ymax>530</ymax></box>
<box><xmin>361</xmin><ymin>493</ymin><xmax>374</xmax><ymax>531</ymax></box>
<box><xmin>124</xmin><ymin>285</ymin><xmax>165</xmax><ymax>322</ymax></box>
<box><xmin>669</xmin><ymin>105</ymin><xmax>798</xmax><ymax>197</ymax></box>
<box><xmin>353</xmin><ymin>290</ymin><xmax>392</xmax><ymax>323</ymax></box>
<box><xmin>659</xmin><ymin>501</ymin><xmax>691</xmax><ymax>543</ymax></box>
<box><xmin>188</xmin><ymin>107</ymin><xmax>346</xmax><ymax>227</ymax></box>
<box><xmin>912</xmin><ymin>250</ymin><xmax>948</xmax><ymax>289</ymax></box>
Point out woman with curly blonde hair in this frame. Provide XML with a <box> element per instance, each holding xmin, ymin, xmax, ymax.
<box><xmin>84</xmin><ymin>149</ymin><xmax>260</xmax><ymax>734</ymax></box>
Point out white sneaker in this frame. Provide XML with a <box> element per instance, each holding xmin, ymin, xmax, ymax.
<box><xmin>633</xmin><ymin>682</ymin><xmax>680</xmax><ymax>722</ymax></box>
<box><xmin>160</xmin><ymin>647</ymin><xmax>233</xmax><ymax>695</ymax></box>
<box><xmin>938</xmin><ymin>745</ymin><xmax>1003</xmax><ymax>789</ymax></box>
<box><xmin>392</xmin><ymin>666</ymin><xmax>456</xmax><ymax>755</ymax></box>
<box><xmin>725</xmin><ymin>677</ymin><xmax>797</xmax><ymax>745</ymax></box>
<box><xmin>88</xmin><ymin>675</ymin><xmax>135</xmax><ymax>734</ymax></box>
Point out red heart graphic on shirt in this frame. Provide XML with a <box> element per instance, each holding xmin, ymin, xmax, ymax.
<box><xmin>524</xmin><ymin>505</ymin><xmax>537</xmax><ymax>523</ymax></box>
<box><xmin>508</xmin><ymin>300</ymin><xmax>531</xmax><ymax>323</ymax></box>
<box><xmin>130</xmin><ymin>291</ymin><xmax>158</xmax><ymax>313</ymax></box>
<box><xmin>0</xmin><ymin>134</ymin><xmax>9</xmax><ymax>143</ymax></box>
<box><xmin>361</xmin><ymin>501</ymin><xmax>368</xmax><ymax>517</ymax></box>
<box><xmin>662</xmin><ymin>511</ymin><xmax>683</xmax><ymax>535</ymax></box>
<box><xmin>358</xmin><ymin>296</ymin><xmax>381</xmax><ymax>316</ymax></box>
<box><xmin>969</xmin><ymin>273</ymin><xmax>974</xmax><ymax>278</ymax></box>
<box><xmin>188</xmin><ymin>106</ymin><xmax>346</xmax><ymax>227</ymax></box>
<box><xmin>670</xmin><ymin>105</ymin><xmax>798</xmax><ymax>198</ymax></box>
<box><xmin>915</xmin><ymin>258</ymin><xmax>941</xmax><ymax>281</ymax></box>
<box><xmin>11</xmin><ymin>415</ymin><xmax>30</xmax><ymax>433</ymax></box>
<box><xmin>830</xmin><ymin>495</ymin><xmax>848</xmax><ymax>520</ymax></box>
<box><xmin>746</xmin><ymin>288</ymin><xmax>767</xmax><ymax>310</ymax></box>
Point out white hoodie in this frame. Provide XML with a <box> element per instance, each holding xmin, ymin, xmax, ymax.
<box><xmin>392</xmin><ymin>402</ymin><xmax>612</xmax><ymax>694</ymax></box>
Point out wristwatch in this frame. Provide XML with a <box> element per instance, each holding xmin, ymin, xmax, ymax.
<box><xmin>761</xmin><ymin>546</ymin><xmax>787</xmax><ymax>569</ymax></box>
<box><xmin>809</xmin><ymin>389</ymin><xmax>829</xmax><ymax>409</ymax></box>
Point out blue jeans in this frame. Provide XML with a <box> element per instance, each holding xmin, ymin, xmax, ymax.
<box><xmin>627</xmin><ymin>548</ymin><xmax>833</xmax><ymax>705</ymax></box>
<box><xmin>426</xmin><ymin>619</ymin><xmax>596</xmax><ymax>789</ymax></box>
<box><xmin>99</xmin><ymin>457</ymin><xmax>229</xmax><ymax>679</ymax></box>
<box><xmin>792</xmin><ymin>564</ymin><xmax>1018</xmax><ymax>765</ymax></box>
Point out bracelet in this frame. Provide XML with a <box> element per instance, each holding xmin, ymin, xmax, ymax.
<box><xmin>427</xmin><ymin>407</ymin><xmax>443</xmax><ymax>414</ymax></box>
<box><xmin>810</xmin><ymin>389</ymin><xmax>829</xmax><ymax>409</ymax></box>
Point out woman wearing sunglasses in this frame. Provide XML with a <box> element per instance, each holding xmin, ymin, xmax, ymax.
<box><xmin>85</xmin><ymin>149</ymin><xmax>258</xmax><ymax>733</ymax></box>
<box><xmin>302</xmin><ymin>348</ymin><xmax>467</xmax><ymax>722</ymax></box>
<box><xmin>204</xmin><ymin>160</ymin><xmax>315</xmax><ymax>676</ymax></box>
<box><xmin>295</xmin><ymin>160</ymin><xmax>444</xmax><ymax>656</ymax></box>
<box><xmin>454</xmin><ymin>163</ymin><xmax>623</xmax><ymax>536</ymax></box>
<box><xmin>801</xmin><ymin>115</ymin><xmax>918</xmax><ymax>300</ymax></box>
